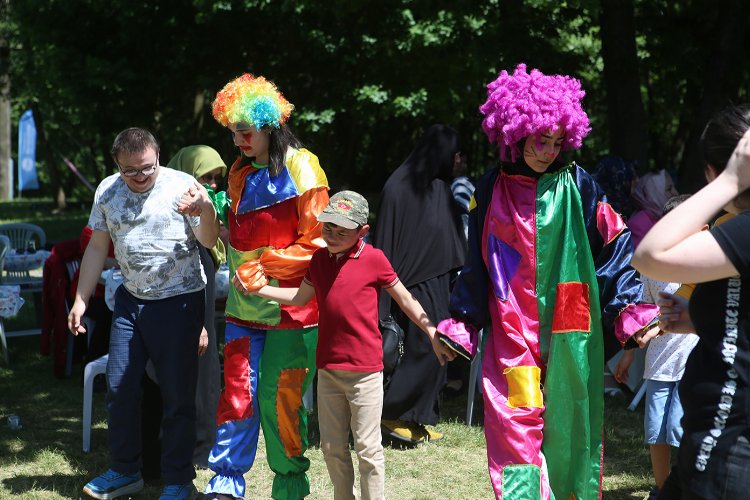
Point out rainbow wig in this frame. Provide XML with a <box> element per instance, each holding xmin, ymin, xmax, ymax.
<box><xmin>212</xmin><ymin>74</ymin><xmax>294</xmax><ymax>130</ymax></box>
<box><xmin>479</xmin><ymin>63</ymin><xmax>591</xmax><ymax>162</ymax></box>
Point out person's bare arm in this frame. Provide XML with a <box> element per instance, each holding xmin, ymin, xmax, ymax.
<box><xmin>252</xmin><ymin>279</ymin><xmax>316</xmax><ymax>306</ymax></box>
<box><xmin>68</xmin><ymin>230</ymin><xmax>110</xmax><ymax>335</ymax></box>
<box><xmin>386</xmin><ymin>281</ymin><xmax>456</xmax><ymax>365</ymax></box>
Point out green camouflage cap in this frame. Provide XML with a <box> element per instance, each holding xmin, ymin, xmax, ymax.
<box><xmin>317</xmin><ymin>190</ymin><xmax>369</xmax><ymax>229</ymax></box>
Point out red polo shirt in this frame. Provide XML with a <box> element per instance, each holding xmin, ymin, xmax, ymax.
<box><xmin>304</xmin><ymin>239</ymin><xmax>399</xmax><ymax>372</ymax></box>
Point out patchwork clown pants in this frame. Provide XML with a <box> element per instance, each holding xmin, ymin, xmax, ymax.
<box><xmin>205</xmin><ymin>323</ymin><xmax>317</xmax><ymax>499</ymax></box>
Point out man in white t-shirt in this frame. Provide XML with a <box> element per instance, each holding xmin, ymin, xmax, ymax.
<box><xmin>68</xmin><ymin>127</ymin><xmax>219</xmax><ymax>500</ymax></box>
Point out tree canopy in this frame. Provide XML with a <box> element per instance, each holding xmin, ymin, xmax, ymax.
<box><xmin>3</xmin><ymin>0</ymin><xmax>749</xmax><ymax>204</ymax></box>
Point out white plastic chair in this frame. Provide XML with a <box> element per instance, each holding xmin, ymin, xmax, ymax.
<box><xmin>83</xmin><ymin>354</ymin><xmax>108</xmax><ymax>452</ymax></box>
<box><xmin>0</xmin><ymin>223</ymin><xmax>46</xmax><ymax>282</ymax></box>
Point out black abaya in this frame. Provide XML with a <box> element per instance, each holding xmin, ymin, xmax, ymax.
<box><xmin>374</xmin><ymin>124</ymin><xmax>466</xmax><ymax>425</ymax></box>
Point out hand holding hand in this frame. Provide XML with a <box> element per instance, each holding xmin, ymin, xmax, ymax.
<box><xmin>657</xmin><ymin>291</ymin><xmax>694</xmax><ymax>333</ymax></box>
<box><xmin>430</xmin><ymin>331</ymin><xmax>457</xmax><ymax>366</ymax></box>
<box><xmin>177</xmin><ymin>181</ymin><xmax>211</xmax><ymax>216</ymax></box>
<box><xmin>633</xmin><ymin>324</ymin><xmax>661</xmax><ymax>348</ymax></box>
<box><xmin>234</xmin><ymin>260</ymin><xmax>269</xmax><ymax>294</ymax></box>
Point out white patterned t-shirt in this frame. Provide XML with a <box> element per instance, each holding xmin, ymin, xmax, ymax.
<box><xmin>642</xmin><ymin>276</ymin><xmax>700</xmax><ymax>381</ymax></box>
<box><xmin>88</xmin><ymin>167</ymin><xmax>206</xmax><ymax>300</ymax></box>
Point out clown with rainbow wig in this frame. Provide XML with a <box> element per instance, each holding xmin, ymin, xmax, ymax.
<box><xmin>438</xmin><ymin>64</ymin><xmax>659</xmax><ymax>499</ymax></box>
<box><xmin>204</xmin><ymin>74</ymin><xmax>328</xmax><ymax>500</ymax></box>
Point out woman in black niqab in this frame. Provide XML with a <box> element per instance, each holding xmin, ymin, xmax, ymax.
<box><xmin>374</xmin><ymin>124</ymin><xmax>467</xmax><ymax>442</ymax></box>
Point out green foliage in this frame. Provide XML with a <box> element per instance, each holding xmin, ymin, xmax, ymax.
<box><xmin>5</xmin><ymin>0</ymin><xmax>750</xmax><ymax>197</ymax></box>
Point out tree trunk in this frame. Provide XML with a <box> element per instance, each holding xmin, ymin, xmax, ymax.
<box><xmin>30</xmin><ymin>103</ymin><xmax>67</xmax><ymax>210</ymax></box>
<box><xmin>599</xmin><ymin>0</ymin><xmax>649</xmax><ymax>170</ymax></box>
<box><xmin>0</xmin><ymin>9</ymin><xmax>11</xmax><ymax>201</ymax></box>
<box><xmin>678</xmin><ymin>1</ymin><xmax>749</xmax><ymax>193</ymax></box>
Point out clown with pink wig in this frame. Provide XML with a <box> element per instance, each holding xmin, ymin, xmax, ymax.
<box><xmin>438</xmin><ymin>64</ymin><xmax>659</xmax><ymax>499</ymax></box>
<box><xmin>204</xmin><ymin>74</ymin><xmax>328</xmax><ymax>500</ymax></box>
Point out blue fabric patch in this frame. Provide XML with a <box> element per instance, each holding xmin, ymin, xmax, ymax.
<box><xmin>237</xmin><ymin>167</ymin><xmax>299</xmax><ymax>214</ymax></box>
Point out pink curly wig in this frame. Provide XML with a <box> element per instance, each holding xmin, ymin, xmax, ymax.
<box><xmin>212</xmin><ymin>74</ymin><xmax>294</xmax><ymax>130</ymax></box>
<box><xmin>480</xmin><ymin>63</ymin><xmax>591</xmax><ymax>162</ymax></box>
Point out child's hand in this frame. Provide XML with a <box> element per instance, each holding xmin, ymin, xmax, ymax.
<box><xmin>430</xmin><ymin>331</ymin><xmax>457</xmax><ymax>366</ymax></box>
<box><xmin>657</xmin><ymin>291</ymin><xmax>694</xmax><ymax>333</ymax></box>
<box><xmin>633</xmin><ymin>324</ymin><xmax>661</xmax><ymax>347</ymax></box>
<box><xmin>613</xmin><ymin>349</ymin><xmax>635</xmax><ymax>384</ymax></box>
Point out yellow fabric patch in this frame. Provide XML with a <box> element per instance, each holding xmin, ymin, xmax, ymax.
<box><xmin>503</xmin><ymin>366</ymin><xmax>543</xmax><ymax>408</ymax></box>
<box><xmin>286</xmin><ymin>148</ymin><xmax>329</xmax><ymax>192</ymax></box>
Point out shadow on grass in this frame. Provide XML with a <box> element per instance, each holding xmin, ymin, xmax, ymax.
<box><xmin>2</xmin><ymin>472</ymin><xmax>93</xmax><ymax>498</ymax></box>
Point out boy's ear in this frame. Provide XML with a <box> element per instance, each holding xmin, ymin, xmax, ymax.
<box><xmin>359</xmin><ymin>224</ymin><xmax>371</xmax><ymax>238</ymax></box>
<box><xmin>700</xmin><ymin>223</ymin><xmax>710</xmax><ymax>231</ymax></box>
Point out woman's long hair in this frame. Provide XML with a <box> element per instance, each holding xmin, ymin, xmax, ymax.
<box><xmin>268</xmin><ymin>124</ymin><xmax>303</xmax><ymax>176</ymax></box>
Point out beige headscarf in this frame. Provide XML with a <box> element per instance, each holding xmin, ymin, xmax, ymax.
<box><xmin>167</xmin><ymin>145</ymin><xmax>227</xmax><ymax>267</ymax></box>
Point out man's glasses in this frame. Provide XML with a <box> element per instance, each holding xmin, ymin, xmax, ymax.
<box><xmin>117</xmin><ymin>158</ymin><xmax>158</xmax><ymax>178</ymax></box>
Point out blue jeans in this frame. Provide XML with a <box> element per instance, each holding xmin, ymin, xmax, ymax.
<box><xmin>645</xmin><ymin>379</ymin><xmax>684</xmax><ymax>447</ymax></box>
<box><xmin>107</xmin><ymin>286</ymin><xmax>204</xmax><ymax>484</ymax></box>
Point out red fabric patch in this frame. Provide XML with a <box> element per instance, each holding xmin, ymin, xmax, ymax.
<box><xmin>552</xmin><ymin>282</ymin><xmax>591</xmax><ymax>333</ymax></box>
<box><xmin>596</xmin><ymin>202</ymin><xmax>626</xmax><ymax>245</ymax></box>
<box><xmin>216</xmin><ymin>337</ymin><xmax>253</xmax><ymax>426</ymax></box>
<box><xmin>229</xmin><ymin>197</ymin><xmax>299</xmax><ymax>251</ymax></box>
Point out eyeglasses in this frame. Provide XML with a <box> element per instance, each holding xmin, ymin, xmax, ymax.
<box><xmin>117</xmin><ymin>158</ymin><xmax>158</xmax><ymax>178</ymax></box>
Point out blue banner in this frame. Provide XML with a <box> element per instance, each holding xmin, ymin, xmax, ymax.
<box><xmin>18</xmin><ymin>109</ymin><xmax>39</xmax><ymax>191</ymax></box>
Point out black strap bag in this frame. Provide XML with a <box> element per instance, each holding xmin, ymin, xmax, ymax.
<box><xmin>380</xmin><ymin>314</ymin><xmax>404</xmax><ymax>377</ymax></box>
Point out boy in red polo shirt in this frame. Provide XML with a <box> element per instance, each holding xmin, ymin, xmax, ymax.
<box><xmin>242</xmin><ymin>190</ymin><xmax>455</xmax><ymax>500</ymax></box>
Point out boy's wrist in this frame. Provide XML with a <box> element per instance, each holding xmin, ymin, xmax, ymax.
<box><xmin>425</xmin><ymin>326</ymin><xmax>437</xmax><ymax>340</ymax></box>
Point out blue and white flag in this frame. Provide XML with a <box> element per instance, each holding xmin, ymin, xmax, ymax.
<box><xmin>18</xmin><ymin>109</ymin><xmax>39</xmax><ymax>191</ymax></box>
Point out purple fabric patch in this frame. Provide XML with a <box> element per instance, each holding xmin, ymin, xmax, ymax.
<box><xmin>487</xmin><ymin>234</ymin><xmax>522</xmax><ymax>301</ymax></box>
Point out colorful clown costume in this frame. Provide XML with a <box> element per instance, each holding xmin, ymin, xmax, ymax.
<box><xmin>439</xmin><ymin>163</ymin><xmax>658</xmax><ymax>500</ymax></box>
<box><xmin>206</xmin><ymin>148</ymin><xmax>328</xmax><ymax>499</ymax></box>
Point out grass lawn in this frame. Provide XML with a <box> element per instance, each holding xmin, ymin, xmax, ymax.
<box><xmin>0</xmin><ymin>199</ymin><xmax>654</xmax><ymax>499</ymax></box>
<box><xmin>0</xmin><ymin>330</ymin><xmax>655</xmax><ymax>499</ymax></box>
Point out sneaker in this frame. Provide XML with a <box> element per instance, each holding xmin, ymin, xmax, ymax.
<box><xmin>159</xmin><ymin>483</ymin><xmax>198</xmax><ymax>499</ymax></box>
<box><xmin>82</xmin><ymin>469</ymin><xmax>143</xmax><ymax>499</ymax></box>
<box><xmin>647</xmin><ymin>486</ymin><xmax>660</xmax><ymax>500</ymax></box>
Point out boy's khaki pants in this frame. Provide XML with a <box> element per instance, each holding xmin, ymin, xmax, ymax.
<box><xmin>317</xmin><ymin>369</ymin><xmax>385</xmax><ymax>500</ymax></box>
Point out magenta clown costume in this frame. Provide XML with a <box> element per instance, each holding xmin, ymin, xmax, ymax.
<box><xmin>438</xmin><ymin>64</ymin><xmax>659</xmax><ymax>499</ymax></box>
<box><xmin>204</xmin><ymin>74</ymin><xmax>328</xmax><ymax>500</ymax></box>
